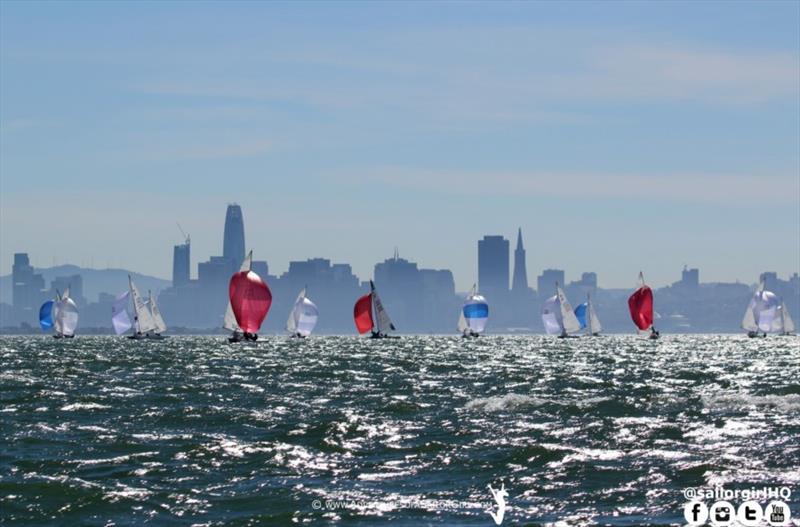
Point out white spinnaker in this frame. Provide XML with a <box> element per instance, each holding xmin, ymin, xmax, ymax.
<box><xmin>112</xmin><ymin>291</ymin><xmax>133</xmax><ymax>335</ymax></box>
<box><xmin>294</xmin><ymin>297</ymin><xmax>319</xmax><ymax>337</ymax></box>
<box><xmin>129</xmin><ymin>277</ymin><xmax>156</xmax><ymax>333</ymax></box>
<box><xmin>372</xmin><ymin>288</ymin><xmax>395</xmax><ymax>333</ymax></box>
<box><xmin>587</xmin><ymin>296</ymin><xmax>602</xmax><ymax>334</ymax></box>
<box><xmin>54</xmin><ymin>296</ymin><xmax>79</xmax><ymax>336</ymax></box>
<box><xmin>754</xmin><ymin>290</ymin><xmax>780</xmax><ymax>332</ymax></box>
<box><xmin>149</xmin><ymin>291</ymin><xmax>167</xmax><ymax>334</ymax></box>
<box><xmin>557</xmin><ymin>286</ymin><xmax>581</xmax><ymax>334</ymax></box>
<box><xmin>224</xmin><ymin>250</ymin><xmax>253</xmax><ymax>331</ymax></box>
<box><xmin>541</xmin><ymin>295</ymin><xmax>563</xmax><ymax>335</ymax></box>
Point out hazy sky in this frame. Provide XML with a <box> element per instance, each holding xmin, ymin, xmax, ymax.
<box><xmin>1</xmin><ymin>1</ymin><xmax>798</xmax><ymax>290</ymax></box>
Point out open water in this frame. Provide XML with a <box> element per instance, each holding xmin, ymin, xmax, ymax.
<box><xmin>1</xmin><ymin>335</ymin><xmax>798</xmax><ymax>525</ymax></box>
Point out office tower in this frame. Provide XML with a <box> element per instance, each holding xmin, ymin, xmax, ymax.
<box><xmin>172</xmin><ymin>240</ymin><xmax>191</xmax><ymax>287</ymax></box>
<box><xmin>223</xmin><ymin>204</ymin><xmax>245</xmax><ymax>270</ymax></box>
<box><xmin>537</xmin><ymin>269</ymin><xmax>565</xmax><ymax>297</ymax></box>
<box><xmin>478</xmin><ymin>235</ymin><xmax>509</xmax><ymax>295</ymax></box>
<box><xmin>11</xmin><ymin>253</ymin><xmax>45</xmax><ymax>312</ymax></box>
<box><xmin>511</xmin><ymin>228</ymin><xmax>528</xmax><ymax>293</ymax></box>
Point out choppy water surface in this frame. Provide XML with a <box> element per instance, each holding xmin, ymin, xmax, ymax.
<box><xmin>1</xmin><ymin>335</ymin><xmax>798</xmax><ymax>525</ymax></box>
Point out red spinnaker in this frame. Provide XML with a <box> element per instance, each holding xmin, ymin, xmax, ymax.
<box><xmin>353</xmin><ymin>293</ymin><xmax>374</xmax><ymax>334</ymax></box>
<box><xmin>628</xmin><ymin>286</ymin><xmax>653</xmax><ymax>331</ymax></box>
<box><xmin>229</xmin><ymin>270</ymin><xmax>272</xmax><ymax>333</ymax></box>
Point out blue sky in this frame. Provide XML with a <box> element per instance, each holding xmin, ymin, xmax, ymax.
<box><xmin>1</xmin><ymin>1</ymin><xmax>798</xmax><ymax>289</ymax></box>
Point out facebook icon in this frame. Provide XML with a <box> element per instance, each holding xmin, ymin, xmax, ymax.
<box><xmin>684</xmin><ymin>500</ymin><xmax>709</xmax><ymax>525</ymax></box>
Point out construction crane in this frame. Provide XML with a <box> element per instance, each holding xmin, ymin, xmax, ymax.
<box><xmin>176</xmin><ymin>222</ymin><xmax>190</xmax><ymax>246</ymax></box>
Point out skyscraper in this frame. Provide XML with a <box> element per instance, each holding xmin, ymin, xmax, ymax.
<box><xmin>537</xmin><ymin>269</ymin><xmax>565</xmax><ymax>297</ymax></box>
<box><xmin>12</xmin><ymin>253</ymin><xmax>45</xmax><ymax>312</ymax></box>
<box><xmin>223</xmin><ymin>204</ymin><xmax>245</xmax><ymax>270</ymax></box>
<box><xmin>511</xmin><ymin>228</ymin><xmax>528</xmax><ymax>293</ymax></box>
<box><xmin>478</xmin><ymin>235</ymin><xmax>509</xmax><ymax>295</ymax></box>
<box><xmin>172</xmin><ymin>240</ymin><xmax>190</xmax><ymax>287</ymax></box>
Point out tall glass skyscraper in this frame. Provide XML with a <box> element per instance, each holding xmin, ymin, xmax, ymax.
<box><xmin>223</xmin><ymin>204</ymin><xmax>245</xmax><ymax>270</ymax></box>
<box><xmin>172</xmin><ymin>240</ymin><xmax>190</xmax><ymax>287</ymax></box>
<box><xmin>478</xmin><ymin>235</ymin><xmax>509</xmax><ymax>295</ymax></box>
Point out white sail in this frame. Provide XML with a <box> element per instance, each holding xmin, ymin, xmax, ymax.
<box><xmin>224</xmin><ymin>250</ymin><xmax>253</xmax><ymax>331</ymax></box>
<box><xmin>557</xmin><ymin>285</ymin><xmax>581</xmax><ymax>334</ymax></box>
<box><xmin>149</xmin><ymin>290</ymin><xmax>167</xmax><ymax>334</ymax></box>
<box><xmin>129</xmin><ymin>276</ymin><xmax>156</xmax><ymax>333</ymax></box>
<box><xmin>587</xmin><ymin>295</ymin><xmax>602</xmax><ymax>335</ymax></box>
<box><xmin>286</xmin><ymin>289</ymin><xmax>303</xmax><ymax>333</ymax></box>
<box><xmin>371</xmin><ymin>284</ymin><xmax>395</xmax><ymax>334</ymax></box>
<box><xmin>541</xmin><ymin>295</ymin><xmax>562</xmax><ymax>335</ymax></box>
<box><xmin>741</xmin><ymin>295</ymin><xmax>759</xmax><ymax>332</ymax></box>
<box><xmin>112</xmin><ymin>290</ymin><xmax>133</xmax><ymax>335</ymax></box>
<box><xmin>54</xmin><ymin>294</ymin><xmax>79</xmax><ymax>336</ymax></box>
<box><xmin>780</xmin><ymin>302</ymin><xmax>796</xmax><ymax>333</ymax></box>
<box><xmin>294</xmin><ymin>296</ymin><xmax>319</xmax><ymax>337</ymax></box>
<box><xmin>457</xmin><ymin>310</ymin><xmax>468</xmax><ymax>333</ymax></box>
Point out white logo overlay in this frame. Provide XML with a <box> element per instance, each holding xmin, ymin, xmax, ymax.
<box><xmin>765</xmin><ymin>501</ymin><xmax>792</xmax><ymax>526</ymax></box>
<box><xmin>684</xmin><ymin>500</ymin><xmax>709</xmax><ymax>525</ymax></box>
<box><xmin>487</xmin><ymin>482</ymin><xmax>508</xmax><ymax>525</ymax></box>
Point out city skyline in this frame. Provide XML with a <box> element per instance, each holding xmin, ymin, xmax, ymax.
<box><xmin>1</xmin><ymin>1</ymin><xmax>798</xmax><ymax>289</ymax></box>
<box><xmin>3</xmin><ymin>201</ymin><xmax>798</xmax><ymax>334</ymax></box>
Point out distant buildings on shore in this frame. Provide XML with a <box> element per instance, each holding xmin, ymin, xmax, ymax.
<box><xmin>2</xmin><ymin>204</ymin><xmax>799</xmax><ymax>333</ymax></box>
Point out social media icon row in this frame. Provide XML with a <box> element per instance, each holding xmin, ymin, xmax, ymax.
<box><xmin>684</xmin><ymin>500</ymin><xmax>791</xmax><ymax>526</ymax></box>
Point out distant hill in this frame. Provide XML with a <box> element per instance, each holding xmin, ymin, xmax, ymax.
<box><xmin>0</xmin><ymin>265</ymin><xmax>170</xmax><ymax>304</ymax></box>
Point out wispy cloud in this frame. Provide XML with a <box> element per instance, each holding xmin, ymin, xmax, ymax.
<box><xmin>346</xmin><ymin>166</ymin><xmax>800</xmax><ymax>204</ymax></box>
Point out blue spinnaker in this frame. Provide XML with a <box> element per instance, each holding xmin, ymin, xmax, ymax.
<box><xmin>39</xmin><ymin>300</ymin><xmax>54</xmax><ymax>330</ymax></box>
<box><xmin>574</xmin><ymin>303</ymin><xmax>588</xmax><ymax>329</ymax></box>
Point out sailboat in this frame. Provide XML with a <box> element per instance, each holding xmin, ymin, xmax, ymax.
<box><xmin>457</xmin><ymin>284</ymin><xmax>488</xmax><ymax>338</ymax></box>
<box><xmin>574</xmin><ymin>293</ymin><xmax>603</xmax><ymax>336</ymax></box>
<box><xmin>227</xmin><ymin>258</ymin><xmax>272</xmax><ymax>342</ymax></box>
<box><xmin>541</xmin><ymin>283</ymin><xmax>581</xmax><ymax>338</ymax></box>
<box><xmin>286</xmin><ymin>287</ymin><xmax>319</xmax><ymax>338</ymax></box>
<box><xmin>353</xmin><ymin>280</ymin><xmax>399</xmax><ymax>339</ymax></box>
<box><xmin>126</xmin><ymin>276</ymin><xmax>158</xmax><ymax>339</ymax></box>
<box><xmin>629</xmin><ymin>272</ymin><xmax>659</xmax><ymax>339</ymax></box>
<box><xmin>147</xmin><ymin>290</ymin><xmax>168</xmax><ymax>339</ymax></box>
<box><xmin>741</xmin><ymin>280</ymin><xmax>783</xmax><ymax>338</ymax></box>
<box><xmin>39</xmin><ymin>288</ymin><xmax>78</xmax><ymax>338</ymax></box>
<box><xmin>224</xmin><ymin>250</ymin><xmax>253</xmax><ymax>342</ymax></box>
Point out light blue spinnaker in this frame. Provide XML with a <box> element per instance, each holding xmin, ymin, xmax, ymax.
<box><xmin>574</xmin><ymin>303</ymin><xmax>588</xmax><ymax>329</ymax></box>
<box><xmin>39</xmin><ymin>300</ymin><xmax>54</xmax><ymax>330</ymax></box>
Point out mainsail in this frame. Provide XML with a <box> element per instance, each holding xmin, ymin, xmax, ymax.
<box><xmin>224</xmin><ymin>250</ymin><xmax>253</xmax><ymax>332</ymax></box>
<box><xmin>129</xmin><ymin>276</ymin><xmax>156</xmax><ymax>333</ymax></box>
<box><xmin>112</xmin><ymin>291</ymin><xmax>133</xmax><ymax>335</ymax></box>
<box><xmin>149</xmin><ymin>290</ymin><xmax>167</xmax><ymax>334</ymax></box>
<box><xmin>628</xmin><ymin>272</ymin><xmax>654</xmax><ymax>332</ymax></box>
<box><xmin>286</xmin><ymin>288</ymin><xmax>319</xmax><ymax>337</ymax></box>
<box><xmin>370</xmin><ymin>281</ymin><xmax>395</xmax><ymax>334</ymax></box>
<box><xmin>461</xmin><ymin>284</ymin><xmax>489</xmax><ymax>334</ymax></box>
<box><xmin>587</xmin><ymin>294</ymin><xmax>602</xmax><ymax>335</ymax></box>
<box><xmin>557</xmin><ymin>285</ymin><xmax>581</xmax><ymax>334</ymax></box>
<box><xmin>39</xmin><ymin>300</ymin><xmax>54</xmax><ymax>330</ymax></box>
<box><xmin>228</xmin><ymin>269</ymin><xmax>272</xmax><ymax>334</ymax></box>
<box><xmin>53</xmin><ymin>290</ymin><xmax>79</xmax><ymax>337</ymax></box>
